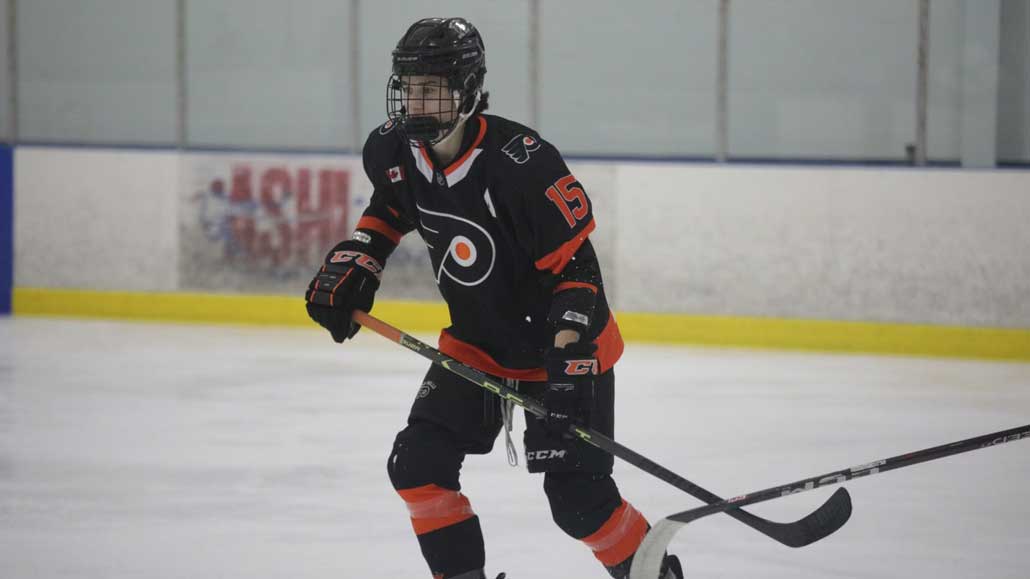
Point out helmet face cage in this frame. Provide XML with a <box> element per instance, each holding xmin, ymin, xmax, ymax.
<box><xmin>386</xmin><ymin>73</ymin><xmax>465</xmax><ymax>145</ymax></box>
<box><xmin>386</xmin><ymin>18</ymin><xmax>486</xmax><ymax>146</ymax></box>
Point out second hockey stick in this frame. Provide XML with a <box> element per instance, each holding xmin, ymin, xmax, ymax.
<box><xmin>352</xmin><ymin>310</ymin><xmax>853</xmax><ymax>549</ymax></box>
<box><xmin>628</xmin><ymin>423</ymin><xmax>1030</xmax><ymax>579</ymax></box>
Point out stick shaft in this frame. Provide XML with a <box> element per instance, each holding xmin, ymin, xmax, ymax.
<box><xmin>669</xmin><ymin>423</ymin><xmax>1030</xmax><ymax>524</ymax></box>
<box><xmin>352</xmin><ymin>310</ymin><xmax>850</xmax><ymax>547</ymax></box>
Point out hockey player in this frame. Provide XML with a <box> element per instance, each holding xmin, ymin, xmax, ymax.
<box><xmin>306</xmin><ymin>17</ymin><xmax>682</xmax><ymax>579</ymax></box>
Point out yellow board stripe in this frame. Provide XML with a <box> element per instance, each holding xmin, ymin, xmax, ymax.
<box><xmin>618</xmin><ymin>311</ymin><xmax>1030</xmax><ymax>361</ymax></box>
<box><xmin>11</xmin><ymin>287</ymin><xmax>451</xmax><ymax>329</ymax></box>
<box><xmin>12</xmin><ymin>287</ymin><xmax>1030</xmax><ymax>361</ymax></box>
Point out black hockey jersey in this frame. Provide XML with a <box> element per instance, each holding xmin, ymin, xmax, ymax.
<box><xmin>355</xmin><ymin>114</ymin><xmax>623</xmax><ymax>380</ymax></box>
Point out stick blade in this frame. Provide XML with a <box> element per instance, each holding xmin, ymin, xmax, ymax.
<box><xmin>669</xmin><ymin>486</ymin><xmax>852</xmax><ymax>547</ymax></box>
<box><xmin>774</xmin><ymin>487</ymin><xmax>853</xmax><ymax>547</ymax></box>
<box><xmin>631</xmin><ymin>488</ymin><xmax>853</xmax><ymax>579</ymax></box>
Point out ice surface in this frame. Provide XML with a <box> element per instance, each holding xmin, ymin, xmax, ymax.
<box><xmin>1</xmin><ymin>317</ymin><xmax>1027</xmax><ymax>578</ymax></box>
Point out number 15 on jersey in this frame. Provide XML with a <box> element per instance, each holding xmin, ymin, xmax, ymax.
<box><xmin>545</xmin><ymin>174</ymin><xmax>589</xmax><ymax>228</ymax></box>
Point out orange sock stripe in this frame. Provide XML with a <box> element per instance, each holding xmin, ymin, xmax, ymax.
<box><xmin>582</xmin><ymin>500</ymin><xmax>650</xmax><ymax>567</ymax></box>
<box><xmin>397</xmin><ymin>484</ymin><xmax>475</xmax><ymax>536</ymax></box>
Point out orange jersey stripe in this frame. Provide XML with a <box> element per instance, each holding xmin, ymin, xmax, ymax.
<box><xmin>397</xmin><ymin>484</ymin><xmax>475</xmax><ymax>536</ymax></box>
<box><xmin>418</xmin><ymin>145</ymin><xmax>434</xmax><ymax>170</ymax></box>
<box><xmin>437</xmin><ymin>312</ymin><xmax>622</xmax><ymax>382</ymax></box>
<box><xmin>553</xmin><ymin>281</ymin><xmax>598</xmax><ymax>294</ymax></box>
<box><xmin>356</xmin><ymin>215</ymin><xmax>404</xmax><ymax>245</ymax></box>
<box><xmin>444</xmin><ymin>117</ymin><xmax>488</xmax><ymax>176</ymax></box>
<box><xmin>534</xmin><ymin>219</ymin><xmax>596</xmax><ymax>274</ymax></box>
<box><xmin>439</xmin><ymin>330</ymin><xmax>548</xmax><ymax>381</ymax></box>
<box><xmin>594</xmin><ymin>312</ymin><xmax>624</xmax><ymax>374</ymax></box>
<box><xmin>581</xmin><ymin>500</ymin><xmax>649</xmax><ymax>567</ymax></box>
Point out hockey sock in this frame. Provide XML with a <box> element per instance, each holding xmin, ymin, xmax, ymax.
<box><xmin>582</xmin><ymin>499</ymin><xmax>650</xmax><ymax>568</ymax></box>
<box><xmin>397</xmin><ymin>484</ymin><xmax>485</xmax><ymax>577</ymax></box>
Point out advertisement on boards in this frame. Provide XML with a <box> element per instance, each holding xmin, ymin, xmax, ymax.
<box><xmin>180</xmin><ymin>153</ymin><xmax>437</xmax><ymax>299</ymax></box>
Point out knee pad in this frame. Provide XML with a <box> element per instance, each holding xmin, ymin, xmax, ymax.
<box><xmin>543</xmin><ymin>471</ymin><xmax>622</xmax><ymax>539</ymax></box>
<box><xmin>387</xmin><ymin>420</ymin><xmax>465</xmax><ymax>491</ymax></box>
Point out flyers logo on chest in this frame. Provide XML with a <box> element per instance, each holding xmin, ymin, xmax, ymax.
<box><xmin>417</xmin><ymin>204</ymin><xmax>496</xmax><ymax>287</ymax></box>
<box><xmin>502</xmin><ymin>134</ymin><xmax>541</xmax><ymax>164</ymax></box>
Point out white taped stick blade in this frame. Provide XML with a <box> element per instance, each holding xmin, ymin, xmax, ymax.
<box><xmin>629</xmin><ymin>519</ymin><xmax>686</xmax><ymax>579</ymax></box>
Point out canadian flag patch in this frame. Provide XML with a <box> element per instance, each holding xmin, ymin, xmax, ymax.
<box><xmin>386</xmin><ymin>165</ymin><xmax>405</xmax><ymax>183</ymax></box>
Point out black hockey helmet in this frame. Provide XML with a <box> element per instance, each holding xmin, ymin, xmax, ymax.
<box><xmin>387</xmin><ymin>17</ymin><xmax>487</xmax><ymax>145</ymax></box>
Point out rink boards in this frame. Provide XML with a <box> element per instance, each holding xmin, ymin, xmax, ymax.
<box><xmin>8</xmin><ymin>145</ymin><xmax>1030</xmax><ymax>360</ymax></box>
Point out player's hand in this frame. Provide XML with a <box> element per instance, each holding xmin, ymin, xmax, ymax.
<box><xmin>304</xmin><ymin>241</ymin><xmax>383</xmax><ymax>343</ymax></box>
<box><xmin>542</xmin><ymin>342</ymin><xmax>598</xmax><ymax>436</ymax></box>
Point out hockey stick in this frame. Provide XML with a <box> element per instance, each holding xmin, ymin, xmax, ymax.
<box><xmin>628</xmin><ymin>423</ymin><xmax>1030</xmax><ymax>579</ymax></box>
<box><xmin>352</xmin><ymin>310</ymin><xmax>852</xmax><ymax>549</ymax></box>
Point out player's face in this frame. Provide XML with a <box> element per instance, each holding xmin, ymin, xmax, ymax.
<box><xmin>400</xmin><ymin>75</ymin><xmax>457</xmax><ymax>124</ymax></box>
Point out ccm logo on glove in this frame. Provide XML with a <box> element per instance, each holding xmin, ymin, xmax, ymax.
<box><xmin>330</xmin><ymin>250</ymin><xmax>384</xmax><ymax>278</ymax></box>
<box><xmin>563</xmin><ymin>359</ymin><xmax>598</xmax><ymax>376</ymax></box>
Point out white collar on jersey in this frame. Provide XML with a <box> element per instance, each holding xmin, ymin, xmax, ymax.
<box><xmin>409</xmin><ymin>116</ymin><xmax>488</xmax><ymax>188</ymax></box>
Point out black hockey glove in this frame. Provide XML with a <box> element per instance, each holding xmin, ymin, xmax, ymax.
<box><xmin>305</xmin><ymin>240</ymin><xmax>383</xmax><ymax>343</ymax></box>
<box><xmin>542</xmin><ymin>342</ymin><xmax>599</xmax><ymax>437</ymax></box>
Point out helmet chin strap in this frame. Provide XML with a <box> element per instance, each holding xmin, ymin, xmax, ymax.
<box><xmin>434</xmin><ymin>90</ymin><xmax>482</xmax><ymax>145</ymax></box>
<box><xmin>456</xmin><ymin>89</ymin><xmax>482</xmax><ymax>127</ymax></box>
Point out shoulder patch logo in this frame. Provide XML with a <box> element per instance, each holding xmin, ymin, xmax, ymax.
<box><xmin>386</xmin><ymin>165</ymin><xmax>405</xmax><ymax>183</ymax></box>
<box><xmin>379</xmin><ymin>119</ymin><xmax>397</xmax><ymax>135</ymax></box>
<box><xmin>502</xmin><ymin>134</ymin><xmax>541</xmax><ymax>164</ymax></box>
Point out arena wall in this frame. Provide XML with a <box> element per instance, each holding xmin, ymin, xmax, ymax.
<box><xmin>10</xmin><ymin>146</ymin><xmax>1030</xmax><ymax>359</ymax></box>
